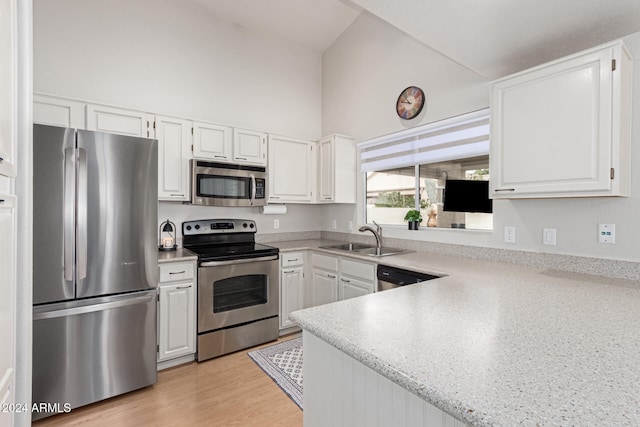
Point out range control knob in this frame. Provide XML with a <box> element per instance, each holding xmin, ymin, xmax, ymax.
<box><xmin>186</xmin><ymin>225</ymin><xmax>192</xmax><ymax>231</ymax></box>
<box><xmin>249</xmin><ymin>223</ymin><xmax>255</xmax><ymax>229</ymax></box>
<box><xmin>194</xmin><ymin>224</ymin><xmax>200</xmax><ymax>230</ymax></box>
<box><xmin>243</xmin><ymin>223</ymin><xmax>248</xmax><ymax>228</ymax></box>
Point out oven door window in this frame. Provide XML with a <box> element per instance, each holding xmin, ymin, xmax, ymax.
<box><xmin>213</xmin><ymin>274</ymin><xmax>268</xmax><ymax>313</ymax></box>
<box><xmin>197</xmin><ymin>175</ymin><xmax>251</xmax><ymax>199</ymax></box>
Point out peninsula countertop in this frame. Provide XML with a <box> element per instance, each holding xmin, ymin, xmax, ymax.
<box><xmin>285</xmin><ymin>239</ymin><xmax>640</xmax><ymax>426</ymax></box>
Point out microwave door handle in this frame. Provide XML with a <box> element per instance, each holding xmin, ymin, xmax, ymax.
<box><xmin>250</xmin><ymin>175</ymin><xmax>256</xmax><ymax>206</ymax></box>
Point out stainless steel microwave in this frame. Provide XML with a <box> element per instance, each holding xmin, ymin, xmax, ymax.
<box><xmin>191</xmin><ymin>160</ymin><xmax>267</xmax><ymax>207</ymax></box>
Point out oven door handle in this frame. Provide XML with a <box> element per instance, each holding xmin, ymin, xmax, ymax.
<box><xmin>200</xmin><ymin>254</ymin><xmax>278</xmax><ymax>267</ymax></box>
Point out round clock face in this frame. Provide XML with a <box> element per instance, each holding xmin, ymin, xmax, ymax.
<box><xmin>396</xmin><ymin>86</ymin><xmax>425</xmax><ymax>120</ymax></box>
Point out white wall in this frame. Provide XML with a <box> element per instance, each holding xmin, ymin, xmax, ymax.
<box><xmin>322</xmin><ymin>12</ymin><xmax>640</xmax><ymax>262</ymax></box>
<box><xmin>34</xmin><ymin>0</ymin><xmax>321</xmax><ymax>139</ymax></box>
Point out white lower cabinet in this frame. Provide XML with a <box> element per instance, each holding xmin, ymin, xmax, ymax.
<box><xmin>338</xmin><ymin>257</ymin><xmax>375</xmax><ymax>300</ymax></box>
<box><xmin>280</xmin><ymin>252</ymin><xmax>305</xmax><ymax>330</ymax></box>
<box><xmin>308</xmin><ymin>252</ymin><xmax>375</xmax><ymax>307</ymax></box>
<box><xmin>158</xmin><ymin>260</ymin><xmax>196</xmax><ymax>368</ymax></box>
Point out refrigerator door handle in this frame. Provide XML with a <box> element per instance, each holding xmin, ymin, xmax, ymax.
<box><xmin>63</xmin><ymin>147</ymin><xmax>75</xmax><ymax>282</ymax></box>
<box><xmin>33</xmin><ymin>293</ymin><xmax>155</xmax><ymax>320</ymax></box>
<box><xmin>77</xmin><ymin>147</ymin><xmax>88</xmax><ymax>280</ymax></box>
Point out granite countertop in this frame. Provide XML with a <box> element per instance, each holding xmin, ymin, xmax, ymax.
<box><xmin>285</xmin><ymin>239</ymin><xmax>640</xmax><ymax>426</ymax></box>
<box><xmin>157</xmin><ymin>248</ymin><xmax>197</xmax><ymax>263</ymax></box>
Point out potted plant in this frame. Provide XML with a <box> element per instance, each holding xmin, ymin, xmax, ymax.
<box><xmin>404</xmin><ymin>209</ymin><xmax>422</xmax><ymax>230</ymax></box>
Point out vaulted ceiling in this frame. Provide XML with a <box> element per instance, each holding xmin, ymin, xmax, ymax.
<box><xmin>190</xmin><ymin>0</ymin><xmax>640</xmax><ymax>78</ymax></box>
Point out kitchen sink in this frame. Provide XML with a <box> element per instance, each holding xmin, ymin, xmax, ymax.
<box><xmin>319</xmin><ymin>243</ymin><xmax>410</xmax><ymax>257</ymax></box>
<box><xmin>358</xmin><ymin>247</ymin><xmax>409</xmax><ymax>257</ymax></box>
<box><xmin>319</xmin><ymin>243</ymin><xmax>376</xmax><ymax>251</ymax></box>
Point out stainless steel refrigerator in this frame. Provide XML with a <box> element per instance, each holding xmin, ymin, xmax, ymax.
<box><xmin>32</xmin><ymin>124</ymin><xmax>158</xmax><ymax>420</ymax></box>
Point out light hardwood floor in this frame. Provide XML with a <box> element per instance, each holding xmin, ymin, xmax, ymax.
<box><xmin>33</xmin><ymin>334</ymin><xmax>303</xmax><ymax>427</ymax></box>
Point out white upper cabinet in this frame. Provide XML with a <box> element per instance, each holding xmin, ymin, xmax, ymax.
<box><xmin>268</xmin><ymin>135</ymin><xmax>314</xmax><ymax>203</ymax></box>
<box><xmin>490</xmin><ymin>40</ymin><xmax>632</xmax><ymax>198</ymax></box>
<box><xmin>33</xmin><ymin>94</ymin><xmax>85</xmax><ymax>129</ymax></box>
<box><xmin>233</xmin><ymin>128</ymin><xmax>267</xmax><ymax>166</ymax></box>
<box><xmin>87</xmin><ymin>104</ymin><xmax>153</xmax><ymax>138</ymax></box>
<box><xmin>192</xmin><ymin>121</ymin><xmax>233</xmax><ymax>161</ymax></box>
<box><xmin>316</xmin><ymin>134</ymin><xmax>356</xmax><ymax>203</ymax></box>
<box><xmin>156</xmin><ymin>115</ymin><xmax>192</xmax><ymax>201</ymax></box>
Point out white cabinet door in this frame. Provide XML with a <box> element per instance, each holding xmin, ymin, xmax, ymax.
<box><xmin>158</xmin><ymin>281</ymin><xmax>195</xmax><ymax>362</ymax></box>
<box><xmin>491</xmin><ymin>41</ymin><xmax>631</xmax><ymax>198</ymax></box>
<box><xmin>192</xmin><ymin>121</ymin><xmax>233</xmax><ymax>161</ymax></box>
<box><xmin>268</xmin><ymin>135</ymin><xmax>314</xmax><ymax>203</ymax></box>
<box><xmin>339</xmin><ymin>277</ymin><xmax>373</xmax><ymax>301</ymax></box>
<box><xmin>156</xmin><ymin>116</ymin><xmax>192</xmax><ymax>201</ymax></box>
<box><xmin>280</xmin><ymin>266</ymin><xmax>304</xmax><ymax>329</ymax></box>
<box><xmin>317</xmin><ymin>137</ymin><xmax>334</xmax><ymax>202</ymax></box>
<box><xmin>311</xmin><ymin>268</ymin><xmax>338</xmax><ymax>307</ymax></box>
<box><xmin>0</xmin><ymin>195</ymin><xmax>15</xmax><ymax>423</ymax></box>
<box><xmin>33</xmin><ymin>94</ymin><xmax>85</xmax><ymax>129</ymax></box>
<box><xmin>0</xmin><ymin>1</ymin><xmax>16</xmax><ymax>179</ymax></box>
<box><xmin>86</xmin><ymin>104</ymin><xmax>152</xmax><ymax>138</ymax></box>
<box><xmin>233</xmin><ymin>128</ymin><xmax>267</xmax><ymax>165</ymax></box>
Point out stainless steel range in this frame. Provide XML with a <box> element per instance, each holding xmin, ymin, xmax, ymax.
<box><xmin>182</xmin><ymin>219</ymin><xmax>279</xmax><ymax>361</ymax></box>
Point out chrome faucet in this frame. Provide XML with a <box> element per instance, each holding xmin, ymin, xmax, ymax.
<box><xmin>358</xmin><ymin>221</ymin><xmax>382</xmax><ymax>255</ymax></box>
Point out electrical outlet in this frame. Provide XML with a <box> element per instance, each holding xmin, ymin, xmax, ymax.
<box><xmin>332</xmin><ymin>219</ymin><xmax>337</xmax><ymax>230</ymax></box>
<box><xmin>598</xmin><ymin>223</ymin><xmax>615</xmax><ymax>244</ymax></box>
<box><xmin>543</xmin><ymin>228</ymin><xmax>556</xmax><ymax>246</ymax></box>
<box><xmin>504</xmin><ymin>226</ymin><xmax>516</xmax><ymax>243</ymax></box>
<box><xmin>274</xmin><ymin>219</ymin><xmax>280</xmax><ymax>230</ymax></box>
<box><xmin>348</xmin><ymin>220</ymin><xmax>353</xmax><ymax>231</ymax></box>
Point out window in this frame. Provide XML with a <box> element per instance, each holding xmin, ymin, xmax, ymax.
<box><xmin>359</xmin><ymin>109</ymin><xmax>492</xmax><ymax>230</ymax></box>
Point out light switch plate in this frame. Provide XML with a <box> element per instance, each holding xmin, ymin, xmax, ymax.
<box><xmin>598</xmin><ymin>223</ymin><xmax>615</xmax><ymax>244</ymax></box>
<box><xmin>543</xmin><ymin>228</ymin><xmax>556</xmax><ymax>246</ymax></box>
<box><xmin>274</xmin><ymin>219</ymin><xmax>280</xmax><ymax>229</ymax></box>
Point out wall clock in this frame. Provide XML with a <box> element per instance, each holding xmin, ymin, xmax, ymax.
<box><xmin>396</xmin><ymin>86</ymin><xmax>425</xmax><ymax>120</ymax></box>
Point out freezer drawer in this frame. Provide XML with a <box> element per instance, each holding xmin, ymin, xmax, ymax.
<box><xmin>32</xmin><ymin>290</ymin><xmax>157</xmax><ymax>421</ymax></box>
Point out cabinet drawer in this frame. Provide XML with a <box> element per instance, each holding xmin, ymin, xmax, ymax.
<box><xmin>311</xmin><ymin>253</ymin><xmax>338</xmax><ymax>271</ymax></box>
<box><xmin>281</xmin><ymin>252</ymin><xmax>304</xmax><ymax>267</ymax></box>
<box><xmin>159</xmin><ymin>262</ymin><xmax>194</xmax><ymax>283</ymax></box>
<box><xmin>340</xmin><ymin>258</ymin><xmax>375</xmax><ymax>282</ymax></box>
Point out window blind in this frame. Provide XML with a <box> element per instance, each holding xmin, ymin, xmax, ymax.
<box><xmin>358</xmin><ymin>109</ymin><xmax>490</xmax><ymax>172</ymax></box>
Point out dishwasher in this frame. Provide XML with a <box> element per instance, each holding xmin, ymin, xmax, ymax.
<box><xmin>377</xmin><ymin>264</ymin><xmax>439</xmax><ymax>292</ymax></box>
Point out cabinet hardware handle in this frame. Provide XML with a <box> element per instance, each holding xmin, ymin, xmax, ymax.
<box><xmin>324</xmin><ymin>197</ymin><xmax>332</xmax><ymax>199</ymax></box>
<box><xmin>494</xmin><ymin>188</ymin><xmax>515</xmax><ymax>192</ymax></box>
<box><xmin>289</xmin><ymin>258</ymin><xmax>299</xmax><ymax>262</ymax></box>
<box><xmin>328</xmin><ymin>274</ymin><xmax>336</xmax><ymax>278</ymax></box>
<box><xmin>0</xmin><ymin>199</ymin><xmax>4</xmax><ymax>203</ymax></box>
<box><xmin>170</xmin><ymin>193</ymin><xmax>185</xmax><ymax>197</ymax></box>
<box><xmin>169</xmin><ymin>271</ymin><xmax>186</xmax><ymax>275</ymax></box>
<box><xmin>271</xmin><ymin>196</ymin><xmax>280</xmax><ymax>199</ymax></box>
<box><xmin>236</xmin><ymin>157</ymin><xmax>247</xmax><ymax>160</ymax></box>
<box><xmin>176</xmin><ymin>285</ymin><xmax>192</xmax><ymax>289</ymax></box>
<box><xmin>0</xmin><ymin>157</ymin><xmax>4</xmax><ymax>162</ymax></box>
<box><xmin>284</xmin><ymin>270</ymin><xmax>295</xmax><ymax>273</ymax></box>
<box><xmin>341</xmin><ymin>278</ymin><xmax>350</xmax><ymax>283</ymax></box>
<box><xmin>214</xmin><ymin>155</ymin><xmax>227</xmax><ymax>159</ymax></box>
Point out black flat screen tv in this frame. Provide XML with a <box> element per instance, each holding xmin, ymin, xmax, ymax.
<box><xmin>442</xmin><ymin>179</ymin><xmax>492</xmax><ymax>213</ymax></box>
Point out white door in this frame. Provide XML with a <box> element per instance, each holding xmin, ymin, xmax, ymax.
<box><xmin>317</xmin><ymin>137</ymin><xmax>334</xmax><ymax>202</ymax></box>
<box><xmin>156</xmin><ymin>116</ymin><xmax>191</xmax><ymax>201</ymax></box>
<box><xmin>158</xmin><ymin>282</ymin><xmax>195</xmax><ymax>362</ymax></box>
<box><xmin>86</xmin><ymin>104</ymin><xmax>152</xmax><ymax>138</ymax></box>
<box><xmin>268</xmin><ymin>135</ymin><xmax>314</xmax><ymax>202</ymax></box>
<box><xmin>280</xmin><ymin>266</ymin><xmax>304</xmax><ymax>329</ymax></box>
<box><xmin>339</xmin><ymin>277</ymin><xmax>373</xmax><ymax>301</ymax></box>
<box><xmin>311</xmin><ymin>268</ymin><xmax>337</xmax><ymax>307</ymax></box>
<box><xmin>491</xmin><ymin>46</ymin><xmax>616</xmax><ymax>197</ymax></box>
<box><xmin>33</xmin><ymin>94</ymin><xmax>85</xmax><ymax>129</ymax></box>
<box><xmin>233</xmin><ymin>128</ymin><xmax>267</xmax><ymax>165</ymax></box>
<box><xmin>192</xmin><ymin>121</ymin><xmax>233</xmax><ymax>161</ymax></box>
